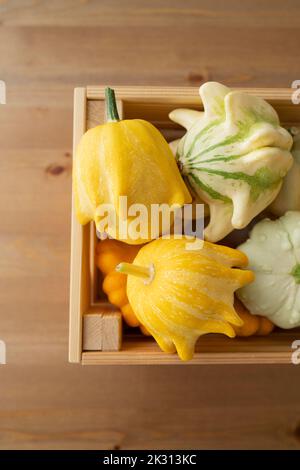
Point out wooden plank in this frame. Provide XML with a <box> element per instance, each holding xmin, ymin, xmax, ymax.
<box><xmin>1</xmin><ymin>0</ymin><xmax>299</xmax><ymax>29</ymax></box>
<box><xmin>87</xmin><ymin>98</ymin><xmax>123</xmax><ymax>129</ymax></box>
<box><xmin>0</xmin><ymin>404</ymin><xmax>299</xmax><ymax>450</ymax></box>
<box><xmin>1</xmin><ymin>332</ymin><xmax>300</xmax><ymax>449</ymax></box>
<box><xmin>1</xmin><ymin>345</ymin><xmax>300</xmax><ymax>449</ymax></box>
<box><xmin>87</xmin><ymin>100</ymin><xmax>105</xmax><ymax>132</ymax></box>
<box><xmin>86</xmin><ymin>88</ymin><xmax>300</xmax><ymax>134</ymax></box>
<box><xmin>69</xmin><ymin>87</ymin><xmax>87</xmax><ymax>363</ymax></box>
<box><xmin>82</xmin><ymin>331</ymin><xmax>300</xmax><ymax>365</ymax></box>
<box><xmin>1</xmin><ymin>26</ymin><xmax>300</xmax><ymax>90</ymax></box>
<box><xmin>89</xmin><ymin>222</ymin><xmax>99</xmax><ymax>304</ymax></box>
<box><xmin>83</xmin><ymin>310</ymin><xmax>122</xmax><ymax>352</ymax></box>
<box><xmin>0</xmin><ymin>105</ymin><xmax>72</xmax><ymax>149</ymax></box>
<box><xmin>82</xmin><ymin>351</ymin><xmax>293</xmax><ymax>366</ymax></box>
<box><xmin>82</xmin><ymin>314</ymin><xmax>103</xmax><ymax>351</ymax></box>
<box><xmin>102</xmin><ymin>312</ymin><xmax>122</xmax><ymax>351</ymax></box>
<box><xmin>87</xmin><ymin>85</ymin><xmax>294</xmax><ymax>103</ymax></box>
<box><xmin>0</xmin><ymin>149</ymin><xmax>71</xmax><ymax>236</ymax></box>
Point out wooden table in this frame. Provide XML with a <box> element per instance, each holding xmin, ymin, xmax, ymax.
<box><xmin>0</xmin><ymin>0</ymin><xmax>300</xmax><ymax>450</ymax></box>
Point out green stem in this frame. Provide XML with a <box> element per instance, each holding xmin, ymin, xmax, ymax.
<box><xmin>116</xmin><ymin>262</ymin><xmax>154</xmax><ymax>283</ymax></box>
<box><xmin>105</xmin><ymin>87</ymin><xmax>120</xmax><ymax>122</ymax></box>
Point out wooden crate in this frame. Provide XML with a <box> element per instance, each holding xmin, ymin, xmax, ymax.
<box><xmin>69</xmin><ymin>85</ymin><xmax>300</xmax><ymax>365</ymax></box>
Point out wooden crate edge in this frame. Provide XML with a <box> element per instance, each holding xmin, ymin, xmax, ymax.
<box><xmin>69</xmin><ymin>87</ymin><xmax>87</xmax><ymax>363</ymax></box>
<box><xmin>86</xmin><ymin>85</ymin><xmax>294</xmax><ymax>104</ymax></box>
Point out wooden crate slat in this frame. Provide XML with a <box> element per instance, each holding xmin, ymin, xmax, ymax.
<box><xmin>83</xmin><ymin>310</ymin><xmax>122</xmax><ymax>352</ymax></box>
<box><xmin>86</xmin><ymin>85</ymin><xmax>294</xmax><ymax>104</ymax></box>
<box><xmin>90</xmin><ymin>222</ymin><xmax>102</xmax><ymax>304</ymax></box>
<box><xmin>69</xmin><ymin>87</ymin><xmax>88</xmax><ymax>363</ymax></box>
<box><xmin>82</xmin><ymin>331</ymin><xmax>299</xmax><ymax>365</ymax></box>
<box><xmin>102</xmin><ymin>312</ymin><xmax>122</xmax><ymax>351</ymax></box>
<box><xmin>83</xmin><ymin>313</ymin><xmax>103</xmax><ymax>351</ymax></box>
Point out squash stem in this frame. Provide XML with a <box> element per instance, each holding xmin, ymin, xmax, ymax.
<box><xmin>105</xmin><ymin>87</ymin><xmax>120</xmax><ymax>122</ymax></box>
<box><xmin>116</xmin><ymin>262</ymin><xmax>154</xmax><ymax>282</ymax></box>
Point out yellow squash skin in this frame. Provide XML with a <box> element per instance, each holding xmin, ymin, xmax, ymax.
<box><xmin>118</xmin><ymin>237</ymin><xmax>254</xmax><ymax>361</ymax></box>
<box><xmin>74</xmin><ymin>88</ymin><xmax>191</xmax><ymax>244</ymax></box>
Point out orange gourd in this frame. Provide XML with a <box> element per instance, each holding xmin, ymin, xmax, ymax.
<box><xmin>96</xmin><ymin>239</ymin><xmax>149</xmax><ymax>334</ymax></box>
<box><xmin>256</xmin><ymin>317</ymin><xmax>275</xmax><ymax>336</ymax></box>
<box><xmin>233</xmin><ymin>298</ymin><xmax>274</xmax><ymax>337</ymax></box>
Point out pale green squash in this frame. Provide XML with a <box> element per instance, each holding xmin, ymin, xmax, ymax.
<box><xmin>237</xmin><ymin>211</ymin><xmax>300</xmax><ymax>329</ymax></box>
<box><xmin>271</xmin><ymin>128</ymin><xmax>300</xmax><ymax>215</ymax></box>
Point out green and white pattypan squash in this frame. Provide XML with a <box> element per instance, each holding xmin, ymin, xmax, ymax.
<box><xmin>169</xmin><ymin>82</ymin><xmax>293</xmax><ymax>242</ymax></box>
<box><xmin>169</xmin><ymin>108</ymin><xmax>209</xmax><ymax>214</ymax></box>
<box><xmin>271</xmin><ymin>128</ymin><xmax>300</xmax><ymax>215</ymax></box>
<box><xmin>237</xmin><ymin>211</ymin><xmax>300</xmax><ymax>329</ymax></box>
<box><xmin>169</xmin><ymin>109</ymin><xmax>204</xmax><ymax>156</ymax></box>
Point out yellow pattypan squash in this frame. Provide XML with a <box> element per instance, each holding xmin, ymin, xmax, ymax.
<box><xmin>74</xmin><ymin>87</ymin><xmax>191</xmax><ymax>244</ymax></box>
<box><xmin>117</xmin><ymin>236</ymin><xmax>254</xmax><ymax>361</ymax></box>
<box><xmin>96</xmin><ymin>238</ymin><xmax>149</xmax><ymax>334</ymax></box>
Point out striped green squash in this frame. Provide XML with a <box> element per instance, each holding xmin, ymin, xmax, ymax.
<box><xmin>169</xmin><ymin>82</ymin><xmax>293</xmax><ymax>242</ymax></box>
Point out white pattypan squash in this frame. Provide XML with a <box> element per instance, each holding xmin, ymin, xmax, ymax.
<box><xmin>271</xmin><ymin>128</ymin><xmax>300</xmax><ymax>215</ymax></box>
<box><xmin>169</xmin><ymin>82</ymin><xmax>293</xmax><ymax>242</ymax></box>
<box><xmin>169</xmin><ymin>109</ymin><xmax>204</xmax><ymax>155</ymax></box>
<box><xmin>237</xmin><ymin>211</ymin><xmax>300</xmax><ymax>328</ymax></box>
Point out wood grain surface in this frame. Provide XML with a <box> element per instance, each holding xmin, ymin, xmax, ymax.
<box><xmin>0</xmin><ymin>0</ymin><xmax>300</xmax><ymax>450</ymax></box>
